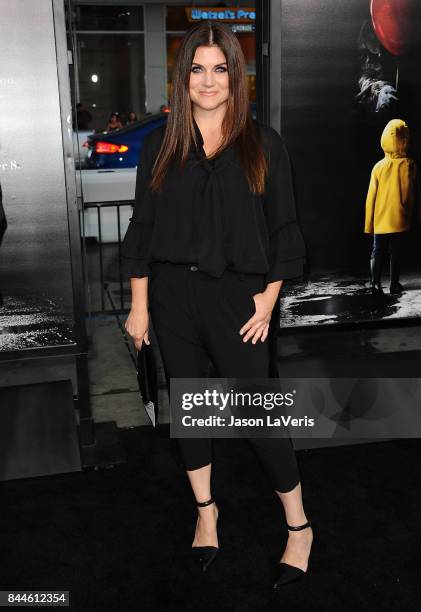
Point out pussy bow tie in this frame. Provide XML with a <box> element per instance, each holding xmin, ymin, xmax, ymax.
<box><xmin>189</xmin><ymin>118</ymin><xmax>240</xmax><ymax>277</ymax></box>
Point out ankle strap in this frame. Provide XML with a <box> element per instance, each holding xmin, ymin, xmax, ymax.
<box><xmin>196</xmin><ymin>497</ymin><xmax>215</xmax><ymax>507</ymax></box>
<box><xmin>287</xmin><ymin>519</ymin><xmax>312</xmax><ymax>531</ymax></box>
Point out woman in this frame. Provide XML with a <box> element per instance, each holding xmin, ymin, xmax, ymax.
<box><xmin>126</xmin><ymin>111</ymin><xmax>138</xmax><ymax>125</ymax></box>
<box><xmin>106</xmin><ymin>112</ymin><xmax>123</xmax><ymax>132</ymax></box>
<box><xmin>122</xmin><ymin>21</ymin><xmax>312</xmax><ymax>588</ymax></box>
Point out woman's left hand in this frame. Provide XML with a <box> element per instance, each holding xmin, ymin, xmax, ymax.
<box><xmin>239</xmin><ymin>292</ymin><xmax>277</xmax><ymax>344</ymax></box>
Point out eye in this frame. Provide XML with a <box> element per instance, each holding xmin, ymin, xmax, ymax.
<box><xmin>190</xmin><ymin>66</ymin><xmax>228</xmax><ymax>73</ymax></box>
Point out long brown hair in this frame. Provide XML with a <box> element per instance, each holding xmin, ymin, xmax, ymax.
<box><xmin>149</xmin><ymin>20</ymin><xmax>268</xmax><ymax>194</ymax></box>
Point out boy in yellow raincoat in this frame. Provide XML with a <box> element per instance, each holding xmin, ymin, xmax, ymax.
<box><xmin>364</xmin><ymin>119</ymin><xmax>419</xmax><ymax>295</ymax></box>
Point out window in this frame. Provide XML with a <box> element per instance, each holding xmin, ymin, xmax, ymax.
<box><xmin>68</xmin><ymin>4</ymin><xmax>146</xmax><ymax>131</ymax></box>
<box><xmin>75</xmin><ymin>5</ymin><xmax>144</xmax><ymax>31</ymax></box>
<box><xmin>75</xmin><ymin>34</ymin><xmax>145</xmax><ymax>130</ymax></box>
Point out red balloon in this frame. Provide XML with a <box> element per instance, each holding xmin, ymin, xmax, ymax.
<box><xmin>370</xmin><ymin>0</ymin><xmax>413</xmax><ymax>56</ymax></box>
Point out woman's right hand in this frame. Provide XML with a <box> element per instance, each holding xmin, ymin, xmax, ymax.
<box><xmin>125</xmin><ymin>307</ymin><xmax>150</xmax><ymax>350</ymax></box>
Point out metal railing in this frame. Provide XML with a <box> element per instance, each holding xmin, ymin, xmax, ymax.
<box><xmin>82</xmin><ymin>200</ymin><xmax>133</xmax><ymax>313</ymax></box>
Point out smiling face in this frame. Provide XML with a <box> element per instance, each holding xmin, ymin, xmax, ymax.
<box><xmin>189</xmin><ymin>45</ymin><xmax>230</xmax><ymax>112</ymax></box>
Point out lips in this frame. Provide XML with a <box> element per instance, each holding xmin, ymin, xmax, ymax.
<box><xmin>200</xmin><ymin>92</ymin><xmax>218</xmax><ymax>96</ymax></box>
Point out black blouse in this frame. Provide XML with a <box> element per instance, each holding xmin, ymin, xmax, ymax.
<box><xmin>121</xmin><ymin>117</ymin><xmax>306</xmax><ymax>285</ymax></box>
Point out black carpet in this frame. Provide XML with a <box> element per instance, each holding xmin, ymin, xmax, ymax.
<box><xmin>2</xmin><ymin>427</ymin><xmax>420</xmax><ymax>611</ymax></box>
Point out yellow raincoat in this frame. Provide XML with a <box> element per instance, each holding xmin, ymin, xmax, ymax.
<box><xmin>364</xmin><ymin>119</ymin><xmax>418</xmax><ymax>234</ymax></box>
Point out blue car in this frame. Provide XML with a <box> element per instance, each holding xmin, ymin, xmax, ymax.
<box><xmin>85</xmin><ymin>103</ymin><xmax>257</xmax><ymax>170</ymax></box>
<box><xmin>85</xmin><ymin>113</ymin><xmax>168</xmax><ymax>169</ymax></box>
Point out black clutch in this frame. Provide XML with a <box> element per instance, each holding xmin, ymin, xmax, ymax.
<box><xmin>136</xmin><ymin>342</ymin><xmax>158</xmax><ymax>427</ymax></box>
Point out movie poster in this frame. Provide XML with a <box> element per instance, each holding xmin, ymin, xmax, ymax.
<box><xmin>0</xmin><ymin>0</ymin><xmax>75</xmax><ymax>353</ymax></box>
<box><xmin>279</xmin><ymin>0</ymin><xmax>421</xmax><ymax>328</ymax></box>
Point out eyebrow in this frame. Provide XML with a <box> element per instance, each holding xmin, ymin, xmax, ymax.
<box><xmin>191</xmin><ymin>62</ymin><xmax>227</xmax><ymax>68</ymax></box>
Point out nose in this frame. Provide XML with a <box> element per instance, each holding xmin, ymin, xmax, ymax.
<box><xmin>202</xmin><ymin>70</ymin><xmax>216</xmax><ymax>87</ymax></box>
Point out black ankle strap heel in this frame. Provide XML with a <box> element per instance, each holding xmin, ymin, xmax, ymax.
<box><xmin>273</xmin><ymin>519</ymin><xmax>313</xmax><ymax>588</ymax></box>
<box><xmin>191</xmin><ymin>497</ymin><xmax>219</xmax><ymax>571</ymax></box>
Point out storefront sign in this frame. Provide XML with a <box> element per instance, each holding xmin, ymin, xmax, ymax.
<box><xmin>187</xmin><ymin>8</ymin><xmax>255</xmax><ymax>22</ymax></box>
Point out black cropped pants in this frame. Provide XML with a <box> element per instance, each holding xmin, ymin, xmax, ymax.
<box><xmin>148</xmin><ymin>262</ymin><xmax>300</xmax><ymax>493</ymax></box>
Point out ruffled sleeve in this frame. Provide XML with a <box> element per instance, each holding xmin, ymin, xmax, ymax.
<box><xmin>121</xmin><ymin>132</ymin><xmax>157</xmax><ymax>280</ymax></box>
<box><xmin>263</xmin><ymin>129</ymin><xmax>306</xmax><ymax>284</ymax></box>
